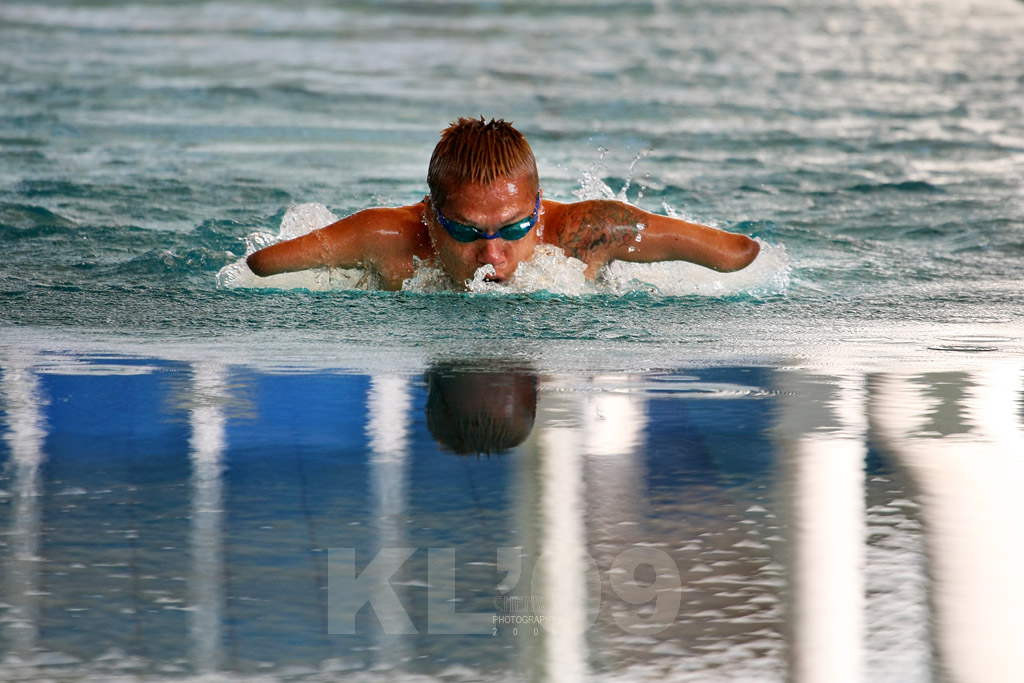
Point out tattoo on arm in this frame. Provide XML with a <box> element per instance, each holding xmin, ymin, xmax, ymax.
<box><xmin>560</xmin><ymin>201</ymin><xmax>646</xmax><ymax>262</ymax></box>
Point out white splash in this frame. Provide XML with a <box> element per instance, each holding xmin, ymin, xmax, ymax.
<box><xmin>217</xmin><ymin>200</ymin><xmax>790</xmax><ymax>298</ymax></box>
<box><xmin>215</xmin><ymin>203</ymin><xmax>363</xmax><ymax>291</ymax></box>
<box><xmin>600</xmin><ymin>239</ymin><xmax>790</xmax><ymax>297</ymax></box>
<box><xmin>407</xmin><ymin>240</ymin><xmax>790</xmax><ymax>298</ymax></box>
<box><xmin>399</xmin><ymin>257</ymin><xmax>458</xmax><ymax>293</ymax></box>
<box><xmin>464</xmin><ymin>245</ymin><xmax>589</xmax><ymax>296</ymax></box>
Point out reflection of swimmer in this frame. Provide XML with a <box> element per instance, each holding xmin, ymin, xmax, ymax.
<box><xmin>246</xmin><ymin>117</ymin><xmax>759</xmax><ymax>290</ymax></box>
<box><xmin>424</xmin><ymin>363</ymin><xmax>538</xmax><ymax>456</ymax></box>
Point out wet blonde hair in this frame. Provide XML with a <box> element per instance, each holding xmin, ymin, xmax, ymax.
<box><xmin>427</xmin><ymin>117</ymin><xmax>539</xmax><ymax>207</ymax></box>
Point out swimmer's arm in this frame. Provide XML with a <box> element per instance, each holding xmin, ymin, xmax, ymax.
<box><xmin>246</xmin><ymin>208</ymin><xmax>395</xmax><ymax>277</ymax></box>
<box><xmin>621</xmin><ymin>210</ymin><xmax>760</xmax><ymax>272</ymax></box>
<box><xmin>558</xmin><ymin>200</ymin><xmax>760</xmax><ymax>273</ymax></box>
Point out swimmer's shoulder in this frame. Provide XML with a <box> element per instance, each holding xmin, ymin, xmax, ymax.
<box><xmin>349</xmin><ymin>202</ymin><xmax>432</xmax><ymax>275</ymax></box>
<box><xmin>345</xmin><ymin>202</ymin><xmax>425</xmax><ymax>232</ymax></box>
<box><xmin>390</xmin><ymin>201</ymin><xmax>427</xmax><ymax>224</ymax></box>
<box><xmin>329</xmin><ymin>202</ymin><xmax>428</xmax><ymax>248</ymax></box>
<box><xmin>538</xmin><ymin>198</ymin><xmax>571</xmax><ymax>245</ymax></box>
<box><xmin>386</xmin><ymin>202</ymin><xmax>431</xmax><ymax>254</ymax></box>
<box><xmin>539</xmin><ymin>198</ymin><xmax>626</xmax><ymax>247</ymax></box>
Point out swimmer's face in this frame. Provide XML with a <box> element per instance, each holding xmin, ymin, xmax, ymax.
<box><xmin>427</xmin><ymin>174</ymin><xmax>543</xmax><ymax>287</ymax></box>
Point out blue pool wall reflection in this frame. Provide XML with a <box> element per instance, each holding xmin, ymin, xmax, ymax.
<box><xmin>1</xmin><ymin>353</ymin><xmax>1022</xmax><ymax>682</ymax></box>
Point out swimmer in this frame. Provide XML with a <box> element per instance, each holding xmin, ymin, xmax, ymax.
<box><xmin>246</xmin><ymin>117</ymin><xmax>760</xmax><ymax>289</ymax></box>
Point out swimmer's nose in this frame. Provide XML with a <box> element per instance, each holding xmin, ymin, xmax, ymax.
<box><xmin>478</xmin><ymin>240</ymin><xmax>507</xmax><ymax>270</ymax></box>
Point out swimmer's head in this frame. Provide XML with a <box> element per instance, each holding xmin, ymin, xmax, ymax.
<box><xmin>424</xmin><ymin>362</ymin><xmax>538</xmax><ymax>456</ymax></box>
<box><xmin>425</xmin><ymin>118</ymin><xmax>543</xmax><ymax>285</ymax></box>
<box><xmin>427</xmin><ymin>117</ymin><xmax>539</xmax><ymax>208</ymax></box>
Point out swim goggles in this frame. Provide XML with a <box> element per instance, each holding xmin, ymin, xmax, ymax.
<box><xmin>432</xmin><ymin>194</ymin><xmax>540</xmax><ymax>243</ymax></box>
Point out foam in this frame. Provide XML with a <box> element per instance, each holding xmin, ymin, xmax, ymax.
<box><xmin>215</xmin><ymin>203</ymin><xmax>364</xmax><ymax>291</ymax></box>
<box><xmin>217</xmin><ymin>201</ymin><xmax>790</xmax><ymax>297</ymax></box>
<box><xmin>462</xmin><ymin>245</ymin><xmax>589</xmax><ymax>296</ymax></box>
<box><xmin>600</xmin><ymin>239</ymin><xmax>790</xmax><ymax>297</ymax></box>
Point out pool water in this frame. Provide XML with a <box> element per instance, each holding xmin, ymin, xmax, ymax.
<box><xmin>1</xmin><ymin>356</ymin><xmax>1022</xmax><ymax>683</ymax></box>
<box><xmin>1</xmin><ymin>0</ymin><xmax>1023</xmax><ymax>681</ymax></box>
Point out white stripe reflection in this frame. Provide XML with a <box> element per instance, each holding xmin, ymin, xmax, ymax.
<box><xmin>581</xmin><ymin>377</ymin><xmax>647</xmax><ymax>655</ymax></box>
<box><xmin>583</xmin><ymin>379</ymin><xmax>647</xmax><ymax>551</ymax></box>
<box><xmin>187</xmin><ymin>363</ymin><xmax>229</xmax><ymax>674</ymax></box>
<box><xmin>535</xmin><ymin>386</ymin><xmax>590</xmax><ymax>683</ymax></box>
<box><xmin>366</xmin><ymin>374</ymin><xmax>412</xmax><ymax>668</ymax></box>
<box><xmin>776</xmin><ymin>371</ymin><xmax>866</xmax><ymax>683</ymax></box>
<box><xmin>0</xmin><ymin>361</ymin><xmax>47</xmax><ymax>661</ymax></box>
<box><xmin>525</xmin><ymin>378</ymin><xmax>648</xmax><ymax>683</ymax></box>
<box><xmin>870</xmin><ymin>364</ymin><xmax>1024</xmax><ymax>683</ymax></box>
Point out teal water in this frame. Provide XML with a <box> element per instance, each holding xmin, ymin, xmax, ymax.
<box><xmin>2</xmin><ymin>0</ymin><xmax>1022</xmax><ymax>351</ymax></box>
<box><xmin>1</xmin><ymin>1</ymin><xmax>1023</xmax><ymax>681</ymax></box>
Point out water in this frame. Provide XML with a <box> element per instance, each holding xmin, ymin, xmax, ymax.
<box><xmin>1</xmin><ymin>0</ymin><xmax>1023</xmax><ymax>681</ymax></box>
